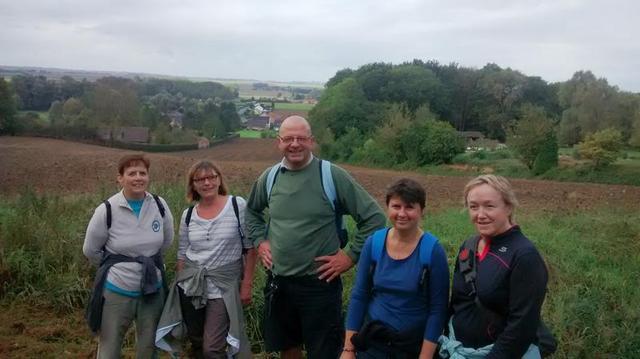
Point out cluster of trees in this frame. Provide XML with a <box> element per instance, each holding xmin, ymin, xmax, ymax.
<box><xmin>5</xmin><ymin>75</ymin><xmax>241</xmax><ymax>143</ymax></box>
<box><xmin>312</xmin><ymin>60</ymin><xmax>640</xmax><ymax>170</ymax></box>
<box><xmin>0</xmin><ymin>78</ymin><xmax>18</xmax><ymax>135</ymax></box>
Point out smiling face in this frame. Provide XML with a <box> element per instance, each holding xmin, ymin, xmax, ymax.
<box><xmin>387</xmin><ymin>196</ymin><xmax>424</xmax><ymax>232</ymax></box>
<box><xmin>192</xmin><ymin>169</ymin><xmax>220</xmax><ymax>200</ymax></box>
<box><xmin>466</xmin><ymin>183</ymin><xmax>513</xmax><ymax>238</ymax></box>
<box><xmin>118</xmin><ymin>163</ymin><xmax>149</xmax><ymax>200</ymax></box>
<box><xmin>277</xmin><ymin>116</ymin><xmax>314</xmax><ymax>170</ymax></box>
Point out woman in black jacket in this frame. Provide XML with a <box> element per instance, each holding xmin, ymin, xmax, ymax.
<box><xmin>439</xmin><ymin>175</ymin><xmax>549</xmax><ymax>359</ymax></box>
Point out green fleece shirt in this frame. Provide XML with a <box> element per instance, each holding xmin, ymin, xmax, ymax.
<box><xmin>246</xmin><ymin>157</ymin><xmax>385</xmax><ymax>277</ymax></box>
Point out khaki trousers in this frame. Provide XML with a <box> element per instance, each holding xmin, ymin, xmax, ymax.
<box><xmin>97</xmin><ymin>289</ymin><xmax>165</xmax><ymax>359</ymax></box>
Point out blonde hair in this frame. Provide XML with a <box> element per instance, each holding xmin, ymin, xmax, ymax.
<box><xmin>463</xmin><ymin>175</ymin><xmax>518</xmax><ymax>223</ymax></box>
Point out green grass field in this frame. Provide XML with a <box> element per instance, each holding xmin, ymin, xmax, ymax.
<box><xmin>273</xmin><ymin>102</ymin><xmax>315</xmax><ymax>111</ymax></box>
<box><xmin>18</xmin><ymin>110</ymin><xmax>49</xmax><ymax>125</ymax></box>
<box><xmin>237</xmin><ymin>129</ymin><xmax>263</xmax><ymax>138</ymax></box>
<box><xmin>420</xmin><ymin>148</ymin><xmax>640</xmax><ymax>186</ymax></box>
<box><xmin>1</xmin><ymin>184</ymin><xmax>638</xmax><ymax>357</ymax></box>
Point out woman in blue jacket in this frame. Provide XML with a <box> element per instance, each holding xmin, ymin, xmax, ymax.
<box><xmin>342</xmin><ymin>178</ymin><xmax>450</xmax><ymax>359</ymax></box>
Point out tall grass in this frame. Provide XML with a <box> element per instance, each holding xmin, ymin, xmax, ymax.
<box><xmin>1</xmin><ymin>186</ymin><xmax>639</xmax><ymax>357</ymax></box>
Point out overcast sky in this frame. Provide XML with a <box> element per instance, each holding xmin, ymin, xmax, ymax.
<box><xmin>1</xmin><ymin>0</ymin><xmax>639</xmax><ymax>91</ymax></box>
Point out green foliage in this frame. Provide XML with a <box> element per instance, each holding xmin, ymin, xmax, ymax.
<box><xmin>532</xmin><ymin>133</ymin><xmax>559</xmax><ymax>175</ymax></box>
<box><xmin>349</xmin><ymin>105</ymin><xmax>464</xmax><ymax>167</ymax></box>
<box><xmin>259</xmin><ymin>130</ymin><xmax>277</xmax><ymax>139</ymax></box>
<box><xmin>140</xmin><ymin>103</ymin><xmax>164</xmax><ymax>130</ymax></box>
<box><xmin>411</xmin><ymin>119</ymin><xmax>465</xmax><ymax>165</ymax></box>
<box><xmin>330</xmin><ymin>127</ymin><xmax>367</xmax><ymax>162</ymax></box>
<box><xmin>309</xmin><ymin>77</ymin><xmax>382</xmax><ymax>140</ymax></box>
<box><xmin>557</xmin><ymin>71</ymin><xmax>638</xmax><ymax>146</ymax></box>
<box><xmin>629</xmin><ymin>111</ymin><xmax>640</xmax><ymax>148</ymax></box>
<box><xmin>508</xmin><ymin>104</ymin><xmax>558</xmax><ymax>171</ymax></box>
<box><xmin>453</xmin><ymin>148</ymin><xmax>514</xmax><ymax>164</ymax></box>
<box><xmin>576</xmin><ymin>128</ymin><xmax>624</xmax><ymax>168</ymax></box>
<box><xmin>0</xmin><ymin>78</ymin><xmax>18</xmax><ymax>135</ymax></box>
<box><xmin>48</xmin><ymin>100</ymin><xmax>63</xmax><ymax>126</ymax></box>
<box><xmin>9</xmin><ymin>74</ymin><xmax>240</xmax><ymax>140</ymax></box>
<box><xmin>139</xmin><ymin>78</ymin><xmax>236</xmax><ymax>100</ymax></box>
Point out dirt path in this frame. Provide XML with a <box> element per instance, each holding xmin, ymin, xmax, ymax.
<box><xmin>1</xmin><ymin>136</ymin><xmax>639</xmax><ymax>211</ymax></box>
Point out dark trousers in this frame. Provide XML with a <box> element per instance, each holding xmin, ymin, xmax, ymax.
<box><xmin>263</xmin><ymin>274</ymin><xmax>344</xmax><ymax>359</ymax></box>
<box><xmin>179</xmin><ymin>287</ymin><xmax>230</xmax><ymax>359</ymax></box>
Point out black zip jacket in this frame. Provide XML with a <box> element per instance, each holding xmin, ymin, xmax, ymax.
<box><xmin>449</xmin><ymin>226</ymin><xmax>548</xmax><ymax>359</ymax></box>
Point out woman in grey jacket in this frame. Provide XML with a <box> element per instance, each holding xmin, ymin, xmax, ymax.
<box><xmin>83</xmin><ymin>154</ymin><xmax>174</xmax><ymax>359</ymax></box>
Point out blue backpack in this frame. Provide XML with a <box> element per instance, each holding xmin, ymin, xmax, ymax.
<box><xmin>265</xmin><ymin>159</ymin><xmax>348</xmax><ymax>248</ymax></box>
<box><xmin>369</xmin><ymin>228</ymin><xmax>439</xmax><ymax>294</ymax></box>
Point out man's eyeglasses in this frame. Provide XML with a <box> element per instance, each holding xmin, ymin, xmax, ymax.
<box><xmin>193</xmin><ymin>174</ymin><xmax>219</xmax><ymax>184</ymax></box>
<box><xmin>278</xmin><ymin>135</ymin><xmax>313</xmax><ymax>144</ymax></box>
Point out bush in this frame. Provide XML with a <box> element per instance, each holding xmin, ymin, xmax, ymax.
<box><xmin>576</xmin><ymin>128</ymin><xmax>623</xmax><ymax>169</ymax></box>
<box><xmin>509</xmin><ymin>104</ymin><xmax>558</xmax><ymax>171</ymax></box>
<box><xmin>532</xmin><ymin>133</ymin><xmax>559</xmax><ymax>175</ymax></box>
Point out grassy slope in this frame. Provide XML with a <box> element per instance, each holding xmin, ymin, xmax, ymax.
<box><xmin>1</xmin><ymin>183</ymin><xmax>639</xmax><ymax>357</ymax></box>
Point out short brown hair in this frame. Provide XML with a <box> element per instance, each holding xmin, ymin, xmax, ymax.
<box><xmin>385</xmin><ymin>178</ymin><xmax>426</xmax><ymax>209</ymax></box>
<box><xmin>118</xmin><ymin>154</ymin><xmax>150</xmax><ymax>175</ymax></box>
<box><xmin>186</xmin><ymin>160</ymin><xmax>228</xmax><ymax>202</ymax></box>
<box><xmin>463</xmin><ymin>175</ymin><xmax>518</xmax><ymax>222</ymax></box>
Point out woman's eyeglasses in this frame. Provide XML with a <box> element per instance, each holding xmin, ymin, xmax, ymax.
<box><xmin>193</xmin><ymin>174</ymin><xmax>219</xmax><ymax>184</ymax></box>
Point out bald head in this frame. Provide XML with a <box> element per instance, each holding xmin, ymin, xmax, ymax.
<box><xmin>277</xmin><ymin>115</ymin><xmax>315</xmax><ymax>169</ymax></box>
<box><xmin>279</xmin><ymin>115</ymin><xmax>312</xmax><ymax>137</ymax></box>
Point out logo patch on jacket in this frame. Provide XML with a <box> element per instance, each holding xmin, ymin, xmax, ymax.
<box><xmin>152</xmin><ymin>219</ymin><xmax>160</xmax><ymax>232</ymax></box>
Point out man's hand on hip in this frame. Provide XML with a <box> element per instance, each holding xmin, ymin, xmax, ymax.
<box><xmin>257</xmin><ymin>240</ymin><xmax>273</xmax><ymax>269</ymax></box>
<box><xmin>315</xmin><ymin>250</ymin><xmax>354</xmax><ymax>282</ymax></box>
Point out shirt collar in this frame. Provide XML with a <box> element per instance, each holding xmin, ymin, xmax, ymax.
<box><xmin>280</xmin><ymin>153</ymin><xmax>315</xmax><ymax>170</ymax></box>
<box><xmin>115</xmin><ymin>189</ymin><xmax>150</xmax><ymax>207</ymax></box>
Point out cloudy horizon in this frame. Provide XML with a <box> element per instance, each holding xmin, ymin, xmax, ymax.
<box><xmin>1</xmin><ymin>0</ymin><xmax>639</xmax><ymax>91</ymax></box>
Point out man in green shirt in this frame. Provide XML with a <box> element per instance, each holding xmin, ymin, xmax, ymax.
<box><xmin>246</xmin><ymin>115</ymin><xmax>385</xmax><ymax>359</ymax></box>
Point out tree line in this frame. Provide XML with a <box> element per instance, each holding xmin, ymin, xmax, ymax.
<box><xmin>0</xmin><ymin>75</ymin><xmax>242</xmax><ymax>143</ymax></box>
<box><xmin>309</xmin><ymin>60</ymin><xmax>640</xmax><ymax>169</ymax></box>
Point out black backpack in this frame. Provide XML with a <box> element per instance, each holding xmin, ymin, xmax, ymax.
<box><xmin>458</xmin><ymin>236</ymin><xmax>557</xmax><ymax>357</ymax></box>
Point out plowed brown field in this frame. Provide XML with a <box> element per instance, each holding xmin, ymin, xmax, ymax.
<box><xmin>1</xmin><ymin>136</ymin><xmax>639</xmax><ymax>211</ymax></box>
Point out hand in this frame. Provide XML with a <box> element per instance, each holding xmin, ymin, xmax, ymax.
<box><xmin>257</xmin><ymin>241</ymin><xmax>273</xmax><ymax>269</ymax></box>
<box><xmin>315</xmin><ymin>250</ymin><xmax>354</xmax><ymax>282</ymax></box>
<box><xmin>176</xmin><ymin>259</ymin><xmax>184</xmax><ymax>272</ymax></box>
<box><xmin>240</xmin><ymin>281</ymin><xmax>252</xmax><ymax>306</ymax></box>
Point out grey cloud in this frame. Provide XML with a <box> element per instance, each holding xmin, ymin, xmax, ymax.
<box><xmin>1</xmin><ymin>0</ymin><xmax>639</xmax><ymax>90</ymax></box>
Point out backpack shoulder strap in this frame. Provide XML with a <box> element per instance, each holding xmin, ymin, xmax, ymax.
<box><xmin>232</xmin><ymin>196</ymin><xmax>245</xmax><ymax>238</ymax></box>
<box><xmin>320</xmin><ymin>159</ymin><xmax>349</xmax><ymax>248</ymax></box>
<box><xmin>151</xmin><ymin>194</ymin><xmax>165</xmax><ymax>218</ymax></box>
<box><xmin>232</xmin><ymin>196</ymin><xmax>247</xmax><ymax>254</ymax></box>
<box><xmin>419</xmin><ymin>232</ymin><xmax>439</xmax><ymax>267</ymax></box>
<box><xmin>459</xmin><ymin>235</ymin><xmax>480</xmax><ymax>291</ymax></box>
<box><xmin>319</xmin><ymin>159</ymin><xmax>336</xmax><ymax>210</ymax></box>
<box><xmin>370</xmin><ymin>228</ymin><xmax>390</xmax><ymax>264</ymax></box>
<box><xmin>185</xmin><ymin>205</ymin><xmax>195</xmax><ymax>226</ymax></box>
<box><xmin>418</xmin><ymin>232</ymin><xmax>439</xmax><ymax>291</ymax></box>
<box><xmin>103</xmin><ymin>200</ymin><xmax>112</xmax><ymax>229</ymax></box>
<box><xmin>265</xmin><ymin>163</ymin><xmax>282</xmax><ymax>200</ymax></box>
